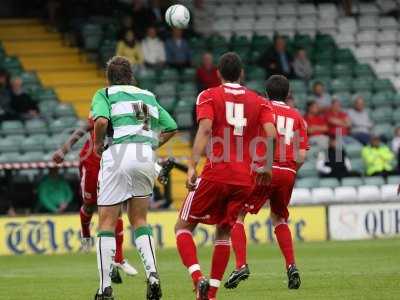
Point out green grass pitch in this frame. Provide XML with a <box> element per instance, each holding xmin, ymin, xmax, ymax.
<box><xmin>0</xmin><ymin>239</ymin><xmax>399</xmax><ymax>300</ymax></box>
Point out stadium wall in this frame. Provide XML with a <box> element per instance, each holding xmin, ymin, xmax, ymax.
<box><xmin>1</xmin><ymin>203</ymin><xmax>399</xmax><ymax>256</ymax></box>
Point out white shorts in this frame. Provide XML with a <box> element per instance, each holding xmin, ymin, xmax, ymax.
<box><xmin>97</xmin><ymin>143</ymin><xmax>157</xmax><ymax>206</ymax></box>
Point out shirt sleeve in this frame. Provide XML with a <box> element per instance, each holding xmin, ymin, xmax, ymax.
<box><xmin>258</xmin><ymin>100</ymin><xmax>275</xmax><ymax>125</ymax></box>
<box><xmin>196</xmin><ymin>89</ymin><xmax>214</xmax><ymax>122</ymax></box>
<box><xmin>157</xmin><ymin>103</ymin><xmax>178</xmax><ymax>132</ymax></box>
<box><xmin>91</xmin><ymin>89</ymin><xmax>110</xmax><ymax>120</ymax></box>
<box><xmin>298</xmin><ymin>116</ymin><xmax>310</xmax><ymax>150</ymax></box>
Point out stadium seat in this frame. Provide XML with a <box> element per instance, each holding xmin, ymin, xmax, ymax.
<box><xmin>291</xmin><ymin>188</ymin><xmax>312</xmax><ymax>205</ymax></box>
<box><xmin>358</xmin><ymin>185</ymin><xmax>382</xmax><ymax>202</ymax></box>
<box><xmin>158</xmin><ymin>96</ymin><xmax>176</xmax><ymax>112</ymax></box>
<box><xmin>334</xmin><ymin>186</ymin><xmax>358</xmax><ymax>202</ymax></box>
<box><xmin>373</xmin><ymin>79</ymin><xmax>394</xmax><ymax>92</ymax></box>
<box><xmin>363</xmin><ymin>176</ymin><xmax>386</xmax><ymax>186</ymax></box>
<box><xmin>296</xmin><ymin>177</ymin><xmax>319</xmax><ymax>189</ymax></box>
<box><xmin>387</xmin><ymin>175</ymin><xmax>400</xmax><ymax>185</ymax></box>
<box><xmin>155</xmin><ymin>83</ymin><xmax>176</xmax><ymax>98</ymax></box>
<box><xmin>297</xmin><ymin>160</ymin><xmax>318</xmax><ymax>178</ymax></box>
<box><xmin>373</xmin><ymin>123</ymin><xmax>394</xmax><ymax>140</ymax></box>
<box><xmin>177</xmin><ymin>83</ymin><xmax>197</xmax><ymax>99</ymax></box>
<box><xmin>180</xmin><ymin>68</ymin><xmax>196</xmax><ymax>82</ymax></box>
<box><xmin>159</xmin><ymin>68</ymin><xmax>179</xmax><ymax>83</ymax></box>
<box><xmin>319</xmin><ymin>178</ymin><xmax>340</xmax><ymax>188</ymax></box>
<box><xmin>311</xmin><ymin>187</ymin><xmax>334</xmax><ymax>203</ymax></box>
<box><xmin>246</xmin><ymin>80</ymin><xmax>264</xmax><ymax>94</ymax></box>
<box><xmin>25</xmin><ymin>119</ymin><xmax>48</xmax><ymax>134</ymax></box>
<box><xmin>19</xmin><ymin>151</ymin><xmax>45</xmax><ymax>162</ymax></box>
<box><xmin>246</xmin><ymin>67</ymin><xmax>265</xmax><ymax>81</ymax></box>
<box><xmin>0</xmin><ymin>136</ymin><xmax>21</xmax><ymax>153</ymax></box>
<box><xmin>0</xmin><ymin>152</ymin><xmax>21</xmax><ymax>163</ymax></box>
<box><xmin>350</xmin><ymin>158</ymin><xmax>365</xmax><ymax>174</ymax></box>
<box><xmin>345</xmin><ymin>142</ymin><xmax>363</xmax><ymax>158</ymax></box>
<box><xmin>381</xmin><ymin>184</ymin><xmax>398</xmax><ymax>201</ymax></box>
<box><xmin>20</xmin><ymin>135</ymin><xmax>46</xmax><ymax>152</ymax></box>
<box><xmin>330</xmin><ymin>78</ymin><xmax>351</xmax><ymax>93</ymax></box>
<box><xmin>356</xmin><ymin>30</ymin><xmax>377</xmax><ymax>45</ymax></box>
<box><xmin>342</xmin><ymin>177</ymin><xmax>364</xmax><ymax>187</ymax></box>
<box><xmin>81</xmin><ymin>23</ymin><xmax>103</xmax><ymax>51</ymax></box>
<box><xmin>54</xmin><ymin>103</ymin><xmax>76</xmax><ymax>118</ymax></box>
<box><xmin>371</xmin><ymin>107</ymin><xmax>392</xmax><ymax>123</ymax></box>
<box><xmin>1</xmin><ymin>120</ymin><xmax>25</xmax><ymax>135</ymax></box>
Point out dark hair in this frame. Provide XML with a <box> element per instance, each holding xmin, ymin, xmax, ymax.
<box><xmin>313</xmin><ymin>81</ymin><xmax>323</xmax><ymax>89</ymax></box>
<box><xmin>306</xmin><ymin>100</ymin><xmax>316</xmax><ymax>113</ymax></box>
<box><xmin>218</xmin><ymin>52</ymin><xmax>243</xmax><ymax>82</ymax></box>
<box><xmin>106</xmin><ymin>56</ymin><xmax>133</xmax><ymax>85</ymax></box>
<box><xmin>265</xmin><ymin>75</ymin><xmax>289</xmax><ymax>102</ymax></box>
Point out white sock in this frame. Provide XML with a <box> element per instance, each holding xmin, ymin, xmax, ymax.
<box><xmin>96</xmin><ymin>233</ymin><xmax>116</xmax><ymax>293</ymax></box>
<box><xmin>135</xmin><ymin>226</ymin><xmax>157</xmax><ymax>278</ymax></box>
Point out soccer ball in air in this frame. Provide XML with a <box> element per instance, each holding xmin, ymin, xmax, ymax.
<box><xmin>165</xmin><ymin>4</ymin><xmax>190</xmax><ymax>29</ymax></box>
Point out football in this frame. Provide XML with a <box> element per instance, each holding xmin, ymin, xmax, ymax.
<box><xmin>165</xmin><ymin>4</ymin><xmax>190</xmax><ymax>29</ymax></box>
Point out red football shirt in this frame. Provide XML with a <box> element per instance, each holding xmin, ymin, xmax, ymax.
<box><xmin>196</xmin><ymin>66</ymin><xmax>220</xmax><ymax>89</ymax></box>
<box><xmin>79</xmin><ymin>117</ymin><xmax>100</xmax><ymax>166</ymax></box>
<box><xmin>325</xmin><ymin>110</ymin><xmax>350</xmax><ymax>136</ymax></box>
<box><xmin>304</xmin><ymin>114</ymin><xmax>327</xmax><ymax>136</ymax></box>
<box><xmin>196</xmin><ymin>83</ymin><xmax>275</xmax><ymax>186</ymax></box>
<box><xmin>256</xmin><ymin>100</ymin><xmax>309</xmax><ymax>171</ymax></box>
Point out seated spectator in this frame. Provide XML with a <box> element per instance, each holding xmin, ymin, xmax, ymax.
<box><xmin>116</xmin><ymin>30</ymin><xmax>144</xmax><ymax>71</ymax></box>
<box><xmin>362</xmin><ymin>135</ymin><xmax>395</xmax><ymax>177</ymax></box>
<box><xmin>196</xmin><ymin>52</ymin><xmax>220</xmax><ymax>91</ymax></box>
<box><xmin>0</xmin><ymin>69</ymin><xmax>15</xmax><ymax>121</ymax></box>
<box><xmin>293</xmin><ymin>48</ymin><xmax>313</xmax><ymax>81</ymax></box>
<box><xmin>165</xmin><ymin>28</ymin><xmax>191</xmax><ymax>69</ymax></box>
<box><xmin>304</xmin><ymin>101</ymin><xmax>329</xmax><ymax>149</ymax></box>
<box><xmin>347</xmin><ymin>95</ymin><xmax>373</xmax><ymax>145</ymax></box>
<box><xmin>312</xmin><ymin>81</ymin><xmax>331</xmax><ymax>109</ymax></box>
<box><xmin>326</xmin><ymin>98</ymin><xmax>351</xmax><ymax>140</ymax></box>
<box><xmin>10</xmin><ymin>76</ymin><xmax>39</xmax><ymax>119</ymax></box>
<box><xmin>391</xmin><ymin>127</ymin><xmax>400</xmax><ymax>173</ymax></box>
<box><xmin>141</xmin><ymin>26</ymin><xmax>166</xmax><ymax>68</ymax></box>
<box><xmin>259</xmin><ymin>35</ymin><xmax>292</xmax><ymax>78</ymax></box>
<box><xmin>37</xmin><ymin>168</ymin><xmax>73</xmax><ymax>213</ymax></box>
<box><xmin>317</xmin><ymin>136</ymin><xmax>360</xmax><ymax>180</ymax></box>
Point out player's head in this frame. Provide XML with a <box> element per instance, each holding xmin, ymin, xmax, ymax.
<box><xmin>106</xmin><ymin>56</ymin><xmax>134</xmax><ymax>86</ymax></box>
<box><xmin>217</xmin><ymin>52</ymin><xmax>243</xmax><ymax>83</ymax></box>
<box><xmin>265</xmin><ymin>75</ymin><xmax>289</xmax><ymax>102</ymax></box>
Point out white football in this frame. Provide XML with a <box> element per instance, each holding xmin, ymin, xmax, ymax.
<box><xmin>165</xmin><ymin>4</ymin><xmax>190</xmax><ymax>29</ymax></box>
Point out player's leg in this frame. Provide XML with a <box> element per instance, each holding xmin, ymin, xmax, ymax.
<box><xmin>127</xmin><ymin>196</ymin><xmax>161</xmax><ymax>300</ymax></box>
<box><xmin>208</xmin><ymin>224</ymin><xmax>231</xmax><ymax>300</ymax></box>
<box><xmin>95</xmin><ymin>204</ymin><xmax>121</xmax><ymax>299</ymax></box>
<box><xmin>80</xmin><ymin>202</ymin><xmax>96</xmax><ymax>251</ymax></box>
<box><xmin>113</xmin><ymin>213</ymin><xmax>138</xmax><ymax>276</ymax></box>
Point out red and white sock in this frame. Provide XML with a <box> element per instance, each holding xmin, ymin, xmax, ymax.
<box><xmin>80</xmin><ymin>206</ymin><xmax>92</xmax><ymax>238</ymax></box>
<box><xmin>274</xmin><ymin>223</ymin><xmax>295</xmax><ymax>269</ymax></box>
<box><xmin>176</xmin><ymin>229</ymin><xmax>203</xmax><ymax>286</ymax></box>
<box><xmin>114</xmin><ymin>218</ymin><xmax>124</xmax><ymax>264</ymax></box>
<box><xmin>231</xmin><ymin>221</ymin><xmax>247</xmax><ymax>270</ymax></box>
<box><xmin>208</xmin><ymin>240</ymin><xmax>231</xmax><ymax>299</ymax></box>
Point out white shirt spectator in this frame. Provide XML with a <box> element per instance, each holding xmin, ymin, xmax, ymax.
<box><xmin>141</xmin><ymin>27</ymin><xmax>166</xmax><ymax>67</ymax></box>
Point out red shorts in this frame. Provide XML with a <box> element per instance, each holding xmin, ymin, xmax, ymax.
<box><xmin>180</xmin><ymin>178</ymin><xmax>253</xmax><ymax>228</ymax></box>
<box><xmin>245</xmin><ymin>166</ymin><xmax>296</xmax><ymax>221</ymax></box>
<box><xmin>79</xmin><ymin>161</ymin><xmax>100</xmax><ymax>205</ymax></box>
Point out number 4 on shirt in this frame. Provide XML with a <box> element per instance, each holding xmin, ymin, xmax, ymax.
<box><xmin>226</xmin><ymin>102</ymin><xmax>247</xmax><ymax>136</ymax></box>
<box><xmin>276</xmin><ymin>115</ymin><xmax>294</xmax><ymax>145</ymax></box>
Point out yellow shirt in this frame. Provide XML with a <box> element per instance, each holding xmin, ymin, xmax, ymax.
<box><xmin>116</xmin><ymin>41</ymin><xmax>144</xmax><ymax>65</ymax></box>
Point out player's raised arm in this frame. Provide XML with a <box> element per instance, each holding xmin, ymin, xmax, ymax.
<box><xmin>91</xmin><ymin>89</ymin><xmax>111</xmax><ymax>156</ymax></box>
<box><xmin>52</xmin><ymin>120</ymin><xmax>93</xmax><ymax>163</ymax></box>
<box><xmin>156</xmin><ymin>103</ymin><xmax>178</xmax><ymax>149</ymax></box>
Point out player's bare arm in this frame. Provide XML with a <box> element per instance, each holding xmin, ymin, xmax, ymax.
<box><xmin>256</xmin><ymin>122</ymin><xmax>277</xmax><ymax>185</ymax></box>
<box><xmin>52</xmin><ymin>121</ymin><xmax>93</xmax><ymax>163</ymax></box>
<box><xmin>94</xmin><ymin>117</ymin><xmax>109</xmax><ymax>156</ymax></box>
<box><xmin>157</xmin><ymin>129</ymin><xmax>178</xmax><ymax>148</ymax></box>
<box><xmin>187</xmin><ymin>118</ymin><xmax>212</xmax><ymax>190</ymax></box>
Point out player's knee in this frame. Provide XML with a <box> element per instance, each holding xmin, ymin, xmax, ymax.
<box><xmin>83</xmin><ymin>203</ymin><xmax>96</xmax><ymax>214</ymax></box>
<box><xmin>270</xmin><ymin>212</ymin><xmax>285</xmax><ymax>227</ymax></box>
<box><xmin>215</xmin><ymin>225</ymin><xmax>231</xmax><ymax>240</ymax></box>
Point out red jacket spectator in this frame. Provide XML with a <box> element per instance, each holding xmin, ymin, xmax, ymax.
<box><xmin>196</xmin><ymin>52</ymin><xmax>220</xmax><ymax>91</ymax></box>
<box><xmin>325</xmin><ymin>98</ymin><xmax>351</xmax><ymax>137</ymax></box>
<box><xmin>304</xmin><ymin>101</ymin><xmax>328</xmax><ymax>137</ymax></box>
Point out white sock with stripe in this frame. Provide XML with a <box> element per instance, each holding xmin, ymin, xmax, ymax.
<box><xmin>135</xmin><ymin>226</ymin><xmax>157</xmax><ymax>278</ymax></box>
<box><xmin>96</xmin><ymin>231</ymin><xmax>116</xmax><ymax>293</ymax></box>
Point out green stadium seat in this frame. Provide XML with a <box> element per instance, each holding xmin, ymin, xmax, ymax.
<box><xmin>103</xmin><ymin>24</ymin><xmax>118</xmax><ymax>40</ymax></box>
<box><xmin>82</xmin><ymin>23</ymin><xmax>103</xmax><ymax>51</ymax></box>
<box><xmin>363</xmin><ymin>176</ymin><xmax>385</xmax><ymax>186</ymax></box>
<box><xmin>246</xmin><ymin>67</ymin><xmax>265</xmax><ymax>81</ymax></box>
<box><xmin>335</xmin><ymin>48</ymin><xmax>355</xmax><ymax>64</ymax></box>
<box><xmin>345</xmin><ymin>142</ymin><xmax>363</xmax><ymax>158</ymax></box>
<box><xmin>19</xmin><ymin>151</ymin><xmax>45</xmax><ymax>162</ymax></box>
<box><xmin>37</xmin><ymin>89</ymin><xmax>58</xmax><ymax>102</ymax></box>
<box><xmin>373</xmin><ymin>79</ymin><xmax>394</xmax><ymax>92</ymax></box>
<box><xmin>177</xmin><ymin>82</ymin><xmax>197</xmax><ymax>96</ymax></box>
<box><xmin>391</xmin><ymin>93</ymin><xmax>400</xmax><ymax>107</ymax></box>
<box><xmin>315</xmin><ymin>34</ymin><xmax>336</xmax><ymax>47</ymax></box>
<box><xmin>370</xmin><ymin>92</ymin><xmax>392</xmax><ymax>107</ymax></box>
<box><xmin>230</xmin><ymin>35</ymin><xmax>250</xmax><ymax>49</ymax></box>
<box><xmin>296</xmin><ymin>177</ymin><xmax>320</xmax><ymax>188</ymax></box>
<box><xmin>20</xmin><ymin>72</ymin><xmax>40</xmax><ymax>85</ymax></box>
<box><xmin>137</xmin><ymin>68</ymin><xmax>157</xmax><ymax>82</ymax></box>
<box><xmin>351</xmin><ymin>78</ymin><xmax>373</xmax><ymax>93</ymax></box>
<box><xmin>207</xmin><ymin>35</ymin><xmax>228</xmax><ymax>49</ymax></box>
<box><xmin>1</xmin><ymin>120</ymin><xmax>25</xmax><ymax>135</ymax></box>
<box><xmin>0</xmin><ymin>152</ymin><xmax>21</xmax><ymax>163</ymax></box>
<box><xmin>388</xmin><ymin>175</ymin><xmax>400</xmax><ymax>185</ymax></box>
<box><xmin>0</xmin><ymin>137</ymin><xmax>21</xmax><ymax>153</ymax></box>
<box><xmin>373</xmin><ymin>123</ymin><xmax>394</xmax><ymax>140</ymax></box>
<box><xmin>354</xmin><ymin>91</ymin><xmax>372</xmax><ymax>104</ymax></box>
<box><xmin>180</xmin><ymin>68</ymin><xmax>196</xmax><ymax>82</ymax></box>
<box><xmin>342</xmin><ymin>177</ymin><xmax>363</xmax><ymax>187</ymax></box>
<box><xmin>297</xmin><ymin>160</ymin><xmax>318</xmax><ymax>178</ymax></box>
<box><xmin>332</xmin><ymin>64</ymin><xmax>352</xmax><ymax>78</ymax></box>
<box><xmin>21</xmin><ymin>135</ymin><xmax>46</xmax><ymax>152</ymax></box>
<box><xmin>38</xmin><ymin>100</ymin><xmax>58</xmax><ymax>117</ymax></box>
<box><xmin>174</xmin><ymin>111</ymin><xmax>193</xmax><ymax>129</ymax></box>
<box><xmin>6</xmin><ymin>134</ymin><xmax>25</xmax><ymax>144</ymax></box>
<box><xmin>54</xmin><ymin>103</ymin><xmax>76</xmax><ymax>118</ymax></box>
<box><xmin>330</xmin><ymin>79</ymin><xmax>351</xmax><ymax>93</ymax></box>
<box><xmin>155</xmin><ymin>83</ymin><xmax>176</xmax><ymax>97</ymax></box>
<box><xmin>335</xmin><ymin>92</ymin><xmax>352</xmax><ymax>107</ymax></box>
<box><xmin>158</xmin><ymin>96</ymin><xmax>176</xmax><ymax>112</ymax></box>
<box><xmin>188</xmin><ymin>37</ymin><xmax>206</xmax><ymax>49</ymax></box>
<box><xmin>159</xmin><ymin>68</ymin><xmax>179</xmax><ymax>82</ymax></box>
<box><xmin>371</xmin><ymin>107</ymin><xmax>393</xmax><ymax>123</ymax></box>
<box><xmin>25</xmin><ymin>119</ymin><xmax>48</xmax><ymax>134</ymax></box>
<box><xmin>350</xmin><ymin>158</ymin><xmax>365</xmax><ymax>174</ymax></box>
<box><xmin>313</xmin><ymin>64</ymin><xmax>332</xmax><ymax>78</ymax></box>
<box><xmin>319</xmin><ymin>178</ymin><xmax>340</xmax><ymax>188</ymax></box>
<box><xmin>353</xmin><ymin>64</ymin><xmax>375</xmax><ymax>78</ymax></box>
<box><xmin>392</xmin><ymin>108</ymin><xmax>400</xmax><ymax>122</ymax></box>
<box><xmin>251</xmin><ymin>35</ymin><xmax>271</xmax><ymax>50</ymax></box>
<box><xmin>1</xmin><ymin>56</ymin><xmax>23</xmax><ymax>74</ymax></box>
<box><xmin>246</xmin><ymin>80</ymin><xmax>264</xmax><ymax>94</ymax></box>
<box><xmin>44</xmin><ymin>134</ymin><xmax>70</xmax><ymax>152</ymax></box>
<box><xmin>290</xmin><ymin>80</ymin><xmax>307</xmax><ymax>94</ymax></box>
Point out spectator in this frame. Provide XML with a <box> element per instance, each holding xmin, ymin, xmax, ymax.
<box><xmin>326</xmin><ymin>98</ymin><xmax>351</xmax><ymax>140</ymax></box>
<box><xmin>304</xmin><ymin>101</ymin><xmax>329</xmax><ymax>149</ymax></box>
<box><xmin>196</xmin><ymin>52</ymin><xmax>220</xmax><ymax>91</ymax></box>
<box><xmin>37</xmin><ymin>168</ymin><xmax>73</xmax><ymax>213</ymax></box>
<box><xmin>317</xmin><ymin>136</ymin><xmax>360</xmax><ymax>180</ymax></box>
<box><xmin>165</xmin><ymin>28</ymin><xmax>191</xmax><ymax>69</ymax></box>
<box><xmin>362</xmin><ymin>135</ymin><xmax>395</xmax><ymax>177</ymax></box>
<box><xmin>0</xmin><ymin>69</ymin><xmax>15</xmax><ymax>121</ymax></box>
<box><xmin>141</xmin><ymin>26</ymin><xmax>166</xmax><ymax>68</ymax></box>
<box><xmin>391</xmin><ymin>127</ymin><xmax>400</xmax><ymax>172</ymax></box>
<box><xmin>10</xmin><ymin>76</ymin><xmax>39</xmax><ymax>119</ymax></box>
<box><xmin>116</xmin><ymin>30</ymin><xmax>144</xmax><ymax>71</ymax></box>
<box><xmin>259</xmin><ymin>35</ymin><xmax>292</xmax><ymax>78</ymax></box>
<box><xmin>312</xmin><ymin>81</ymin><xmax>331</xmax><ymax>109</ymax></box>
<box><xmin>117</xmin><ymin>15</ymin><xmax>135</xmax><ymax>40</ymax></box>
<box><xmin>293</xmin><ymin>48</ymin><xmax>313</xmax><ymax>81</ymax></box>
<box><xmin>347</xmin><ymin>95</ymin><xmax>373</xmax><ymax>145</ymax></box>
